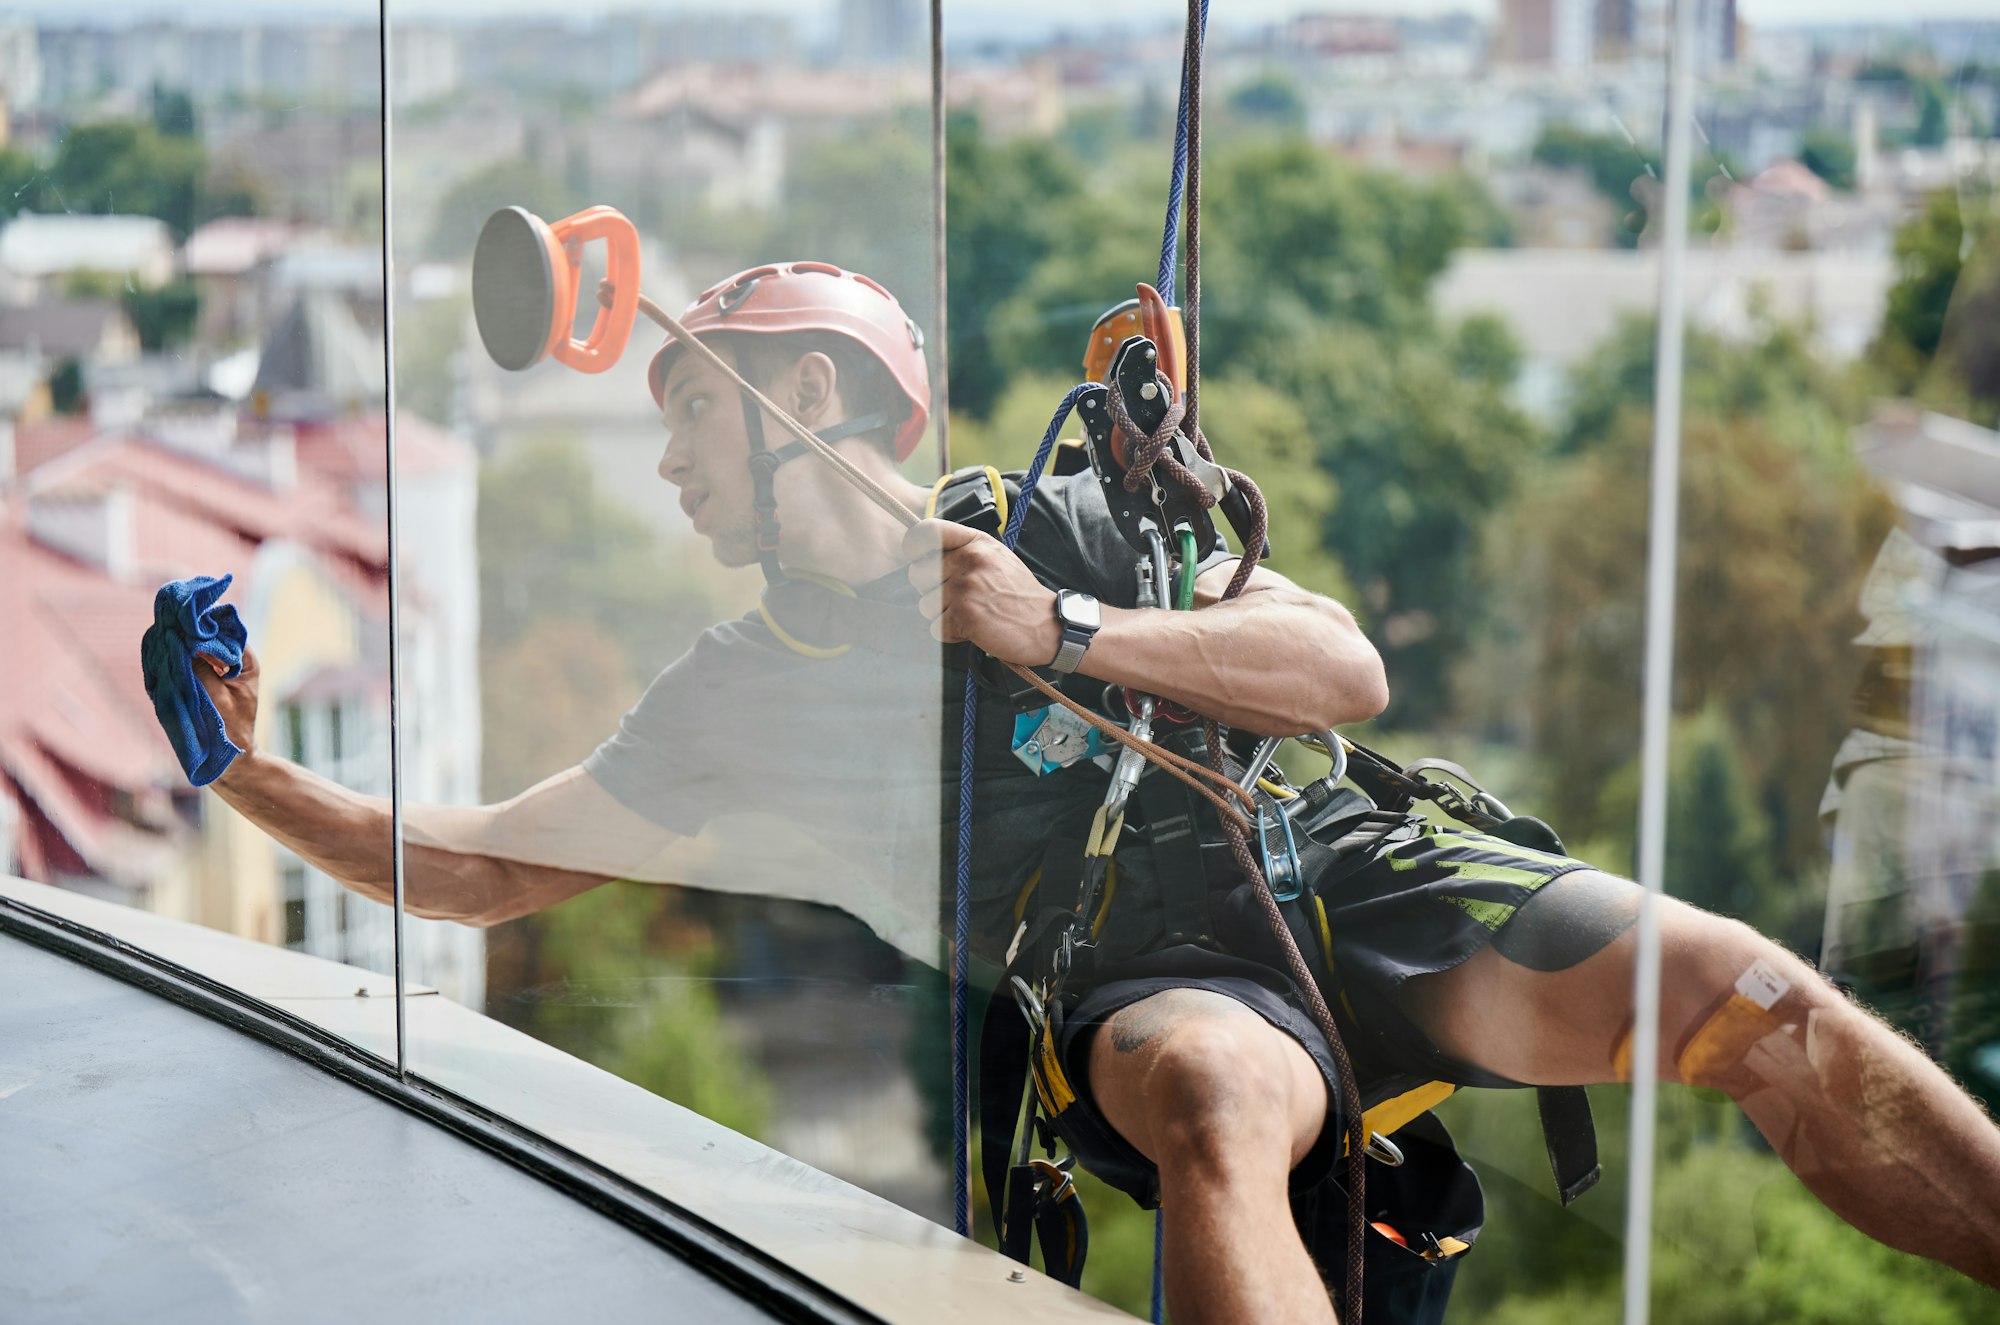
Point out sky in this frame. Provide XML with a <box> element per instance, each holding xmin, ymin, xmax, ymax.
<box><xmin>37</xmin><ymin>1</ymin><xmax>2000</xmax><ymax>28</ymax></box>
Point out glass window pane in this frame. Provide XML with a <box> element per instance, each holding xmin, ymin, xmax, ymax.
<box><xmin>0</xmin><ymin>13</ymin><xmax>396</xmax><ymax>1061</ymax></box>
<box><xmin>941</xmin><ymin>2</ymin><xmax>1666</xmax><ymax>1316</ymax></box>
<box><xmin>1645</xmin><ymin>14</ymin><xmax>2000</xmax><ymax>1322</ymax></box>
<box><xmin>388</xmin><ymin>0</ymin><xmax>965</xmax><ymax>1305</ymax></box>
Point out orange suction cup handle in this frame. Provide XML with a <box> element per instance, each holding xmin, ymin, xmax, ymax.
<box><xmin>549</xmin><ymin>207</ymin><xmax>640</xmax><ymax>375</ymax></box>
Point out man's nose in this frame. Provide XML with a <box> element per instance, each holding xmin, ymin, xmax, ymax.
<box><xmin>658</xmin><ymin>434</ymin><xmax>690</xmax><ymax>484</ymax></box>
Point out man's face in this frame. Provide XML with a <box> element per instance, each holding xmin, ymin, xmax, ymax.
<box><xmin>657</xmin><ymin>350</ymin><xmax>760</xmax><ymax>567</ymax></box>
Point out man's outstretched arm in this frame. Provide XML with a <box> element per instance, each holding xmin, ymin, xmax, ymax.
<box><xmin>904</xmin><ymin>518</ymin><xmax>1388</xmax><ymax>735</ymax></box>
<box><xmin>198</xmin><ymin>652</ymin><xmax>669</xmax><ymax>926</ymax></box>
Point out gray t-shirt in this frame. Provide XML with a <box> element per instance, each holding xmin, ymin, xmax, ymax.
<box><xmin>583</xmin><ymin>470</ymin><xmax>1233</xmax><ymax>966</ymax></box>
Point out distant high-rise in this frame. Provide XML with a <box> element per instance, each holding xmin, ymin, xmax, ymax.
<box><xmin>1498</xmin><ymin>0</ymin><xmax>1596</xmax><ymax>75</ymax></box>
<box><xmin>1601</xmin><ymin>0</ymin><xmax>1737</xmax><ymax>68</ymax></box>
<box><xmin>1595</xmin><ymin>0</ymin><xmax>1635</xmax><ymax>61</ymax></box>
<box><xmin>838</xmin><ymin>0</ymin><xmax>923</xmax><ymax>68</ymax></box>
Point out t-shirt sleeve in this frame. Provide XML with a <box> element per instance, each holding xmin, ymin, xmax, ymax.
<box><xmin>581</xmin><ymin>621</ymin><xmax>778</xmax><ymax>839</ymax></box>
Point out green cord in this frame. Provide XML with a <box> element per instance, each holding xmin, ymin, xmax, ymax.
<box><xmin>1175</xmin><ymin>527</ymin><xmax>1197</xmax><ymax>611</ymax></box>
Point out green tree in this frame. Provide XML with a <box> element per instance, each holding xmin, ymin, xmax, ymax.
<box><xmin>756</xmin><ymin>115</ymin><xmax>937</xmax><ymax>344</ymax></box>
<box><xmin>945</xmin><ymin>118</ymin><xmax>1096</xmax><ymax>417</ymax></box>
<box><xmin>1531</xmin><ymin>125</ymin><xmax>1736</xmax><ymax>247</ymax></box>
<box><xmin>479</xmin><ymin>436</ymin><xmax>722</xmax><ymax>694</ymax></box>
<box><xmin>0</xmin><ymin>147</ymin><xmax>45</xmax><ymax>221</ymax></box>
<box><xmin>47</xmin><ymin>119</ymin><xmax>207</xmax><ymax>238</ymax></box>
<box><xmin>497</xmin><ymin>881</ymin><xmax>774</xmax><ymax>1139</ymax></box>
<box><xmin>1534</xmin><ymin>123</ymin><xmax>1656</xmax><ymax>207</ymax></box>
<box><xmin>48</xmin><ymin>357</ymin><xmax>83</xmax><ymax>413</ymax></box>
<box><xmin>1915</xmin><ymin>79</ymin><xmax>1950</xmax><ymax>148</ymax></box>
<box><xmin>1873</xmin><ymin>185</ymin><xmax>2000</xmax><ymax>420</ymax></box>
<box><xmin>150</xmin><ymin>84</ymin><xmax>197</xmax><ymax>139</ymax></box>
<box><xmin>945</xmin><ymin>122</ymin><xmax>1534</xmax><ymax>718</ymax></box>
<box><xmin>1226</xmin><ymin>72</ymin><xmax>1307</xmax><ymax>132</ymax></box>
<box><xmin>424</xmin><ymin>158</ymin><xmax>580</xmax><ymax>261</ymax></box>
<box><xmin>1470</xmin><ymin>323</ymin><xmax>1890</xmax><ymax>874</ymax></box>
<box><xmin>121</xmin><ymin>278</ymin><xmax>200</xmax><ymax>351</ymax></box>
<box><xmin>949</xmin><ymin>371</ymin><xmax>1349</xmax><ymax>601</ymax></box>
<box><xmin>1798</xmin><ymin>127</ymin><xmax>1857</xmax><ymax>191</ymax></box>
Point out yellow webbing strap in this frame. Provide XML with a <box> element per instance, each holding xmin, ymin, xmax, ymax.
<box><xmin>1033</xmin><ymin>1029</ymin><xmax>1078</xmax><ymax>1116</ymax></box>
<box><xmin>757</xmin><ymin>570</ymin><xmax>856</xmax><ymax>659</ymax></box>
<box><xmin>1013</xmin><ymin>861</ymin><xmax>1119</xmax><ymax>937</ymax></box>
<box><xmin>1084</xmin><ymin>804</ymin><xmax>1124</xmax><ymax>859</ymax></box>
<box><xmin>1013</xmin><ymin>867</ymin><xmax>1044</xmax><ymax>924</ymax></box>
<box><xmin>1343</xmin><ymin>1080</ymin><xmax>1458</xmax><ymax>1155</ymax></box>
<box><xmin>924</xmin><ymin>464</ymin><xmax>1008</xmax><ymax>530</ymax></box>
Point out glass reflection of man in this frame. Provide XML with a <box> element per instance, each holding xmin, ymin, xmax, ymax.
<box><xmin>181</xmin><ymin>264</ymin><xmax>2000</xmax><ymax>1321</ymax></box>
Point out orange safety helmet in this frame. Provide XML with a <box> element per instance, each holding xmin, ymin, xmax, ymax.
<box><xmin>647</xmin><ymin>261</ymin><xmax>932</xmax><ymax>461</ymax></box>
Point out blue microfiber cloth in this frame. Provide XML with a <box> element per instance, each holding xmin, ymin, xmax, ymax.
<box><xmin>141</xmin><ymin>574</ymin><xmax>249</xmax><ymax>787</ymax></box>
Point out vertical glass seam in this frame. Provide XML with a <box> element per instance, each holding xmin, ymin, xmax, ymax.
<box><xmin>1624</xmin><ymin>0</ymin><xmax>1701</xmax><ymax>1320</ymax></box>
<box><xmin>376</xmin><ymin>0</ymin><xmax>409</xmax><ymax>1079</ymax></box>
<box><xmin>930</xmin><ymin>0</ymin><xmax>950</xmax><ymax>480</ymax></box>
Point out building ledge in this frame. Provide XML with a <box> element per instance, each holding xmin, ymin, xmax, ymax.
<box><xmin>0</xmin><ymin>875</ymin><xmax>1128</xmax><ymax>1324</ymax></box>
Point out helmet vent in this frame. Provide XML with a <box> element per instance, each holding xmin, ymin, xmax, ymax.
<box><xmin>718</xmin><ymin>276</ymin><xmax>762</xmax><ymax>315</ymax></box>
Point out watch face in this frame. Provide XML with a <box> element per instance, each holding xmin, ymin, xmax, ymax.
<box><xmin>1060</xmin><ymin>591</ymin><xmax>1101</xmax><ymax>632</ymax></box>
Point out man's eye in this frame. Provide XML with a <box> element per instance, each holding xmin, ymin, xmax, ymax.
<box><xmin>686</xmin><ymin>395</ymin><xmax>710</xmax><ymax>421</ymax></box>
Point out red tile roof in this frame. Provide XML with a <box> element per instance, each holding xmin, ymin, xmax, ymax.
<box><xmin>0</xmin><ymin>413</ymin><xmax>425</xmax><ymax>884</ymax></box>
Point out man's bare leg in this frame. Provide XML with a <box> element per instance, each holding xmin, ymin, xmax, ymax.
<box><xmin>1402</xmin><ymin>870</ymin><xmax>2000</xmax><ymax>1288</ymax></box>
<box><xmin>1086</xmin><ymin>988</ymin><xmax>1338</xmax><ymax>1324</ymax></box>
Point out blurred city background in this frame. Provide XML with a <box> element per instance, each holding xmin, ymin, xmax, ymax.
<box><xmin>0</xmin><ymin>1</ymin><xmax>1997</xmax><ymax>1319</ymax></box>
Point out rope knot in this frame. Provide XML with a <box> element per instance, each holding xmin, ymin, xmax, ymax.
<box><xmin>1107</xmin><ymin>370</ymin><xmax>1216</xmax><ymax>512</ymax></box>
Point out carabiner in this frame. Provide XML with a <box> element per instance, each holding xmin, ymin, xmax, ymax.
<box><xmin>1257</xmin><ymin>799</ymin><xmax>1304</xmax><ymax>902</ymax></box>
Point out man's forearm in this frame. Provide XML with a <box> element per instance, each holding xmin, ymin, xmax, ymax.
<box><xmin>213</xmin><ymin>752</ymin><xmax>398</xmax><ymax>899</ymax></box>
<box><xmin>210</xmin><ymin>752</ymin><xmax>526</xmax><ymax>923</ymax></box>
<box><xmin>907</xmin><ymin>522</ymin><xmax>1389</xmax><ymax>737</ymax></box>
<box><xmin>1079</xmin><ymin>586</ymin><xmax>1389</xmax><ymax>736</ymax></box>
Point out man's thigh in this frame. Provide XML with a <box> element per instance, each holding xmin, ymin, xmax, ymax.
<box><xmin>1398</xmin><ymin>869</ymin><xmax>1778</xmax><ymax>1086</ymax></box>
<box><xmin>1085</xmin><ymin>987</ymin><xmax>1329</xmax><ymax>1175</ymax></box>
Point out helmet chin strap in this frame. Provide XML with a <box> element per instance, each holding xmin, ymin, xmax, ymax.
<box><xmin>738</xmin><ymin>385</ymin><xmax>895</xmax><ymax>586</ymax></box>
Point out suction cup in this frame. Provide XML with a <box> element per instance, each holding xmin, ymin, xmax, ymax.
<box><xmin>472</xmin><ymin>206</ymin><xmax>561</xmax><ymax>372</ymax></box>
<box><xmin>471</xmin><ymin>204</ymin><xmax>642</xmax><ymax>376</ymax></box>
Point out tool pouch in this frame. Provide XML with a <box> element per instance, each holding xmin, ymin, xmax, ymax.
<box><xmin>1295</xmin><ymin>1112</ymin><xmax>1483</xmax><ymax>1325</ymax></box>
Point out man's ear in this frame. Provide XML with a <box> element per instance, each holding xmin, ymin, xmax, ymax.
<box><xmin>788</xmin><ymin>351</ymin><xmax>839</xmax><ymax>423</ymax></box>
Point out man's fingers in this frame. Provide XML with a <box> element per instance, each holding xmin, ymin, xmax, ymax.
<box><xmin>915</xmin><ymin>517</ymin><xmax>981</xmax><ymax>550</ymax></box>
<box><xmin>903</xmin><ymin>517</ymin><xmax>988</xmax><ymax>565</ymax></box>
<box><xmin>917</xmin><ymin>586</ymin><xmax>945</xmax><ymax>622</ymax></box>
<box><xmin>906</xmin><ymin>554</ymin><xmax>943</xmax><ymax>594</ymax></box>
<box><xmin>901</xmin><ymin>517</ymin><xmax>959</xmax><ymax>561</ymax></box>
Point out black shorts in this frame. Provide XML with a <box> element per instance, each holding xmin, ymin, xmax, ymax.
<box><xmin>1051</xmin><ymin>824</ymin><xmax>1594</xmax><ymax>1206</ymax></box>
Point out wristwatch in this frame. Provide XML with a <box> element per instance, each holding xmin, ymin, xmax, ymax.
<box><xmin>1050</xmin><ymin>589</ymin><xmax>1102</xmax><ymax>674</ymax></box>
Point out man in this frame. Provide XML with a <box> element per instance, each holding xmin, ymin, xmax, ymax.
<box><xmin>186</xmin><ymin>262</ymin><xmax>2000</xmax><ymax>1323</ymax></box>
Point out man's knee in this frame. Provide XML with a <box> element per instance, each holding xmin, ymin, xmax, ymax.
<box><xmin>1089</xmin><ymin>995</ymin><xmax>1323</xmax><ymax>1177</ymax></box>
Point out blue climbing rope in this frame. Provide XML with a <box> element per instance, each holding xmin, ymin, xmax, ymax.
<box><xmin>959</xmin><ymin>0</ymin><xmax>1210</xmax><ymax>1261</ymax></box>
<box><xmin>1147</xmin><ymin>12</ymin><xmax>1207</xmax><ymax>1302</ymax></box>
<box><xmin>953</xmin><ymin>383</ymin><xmax>1095</xmax><ymax>1237</ymax></box>
<box><xmin>1154</xmin><ymin>0</ymin><xmax>1211</xmax><ymax>305</ymax></box>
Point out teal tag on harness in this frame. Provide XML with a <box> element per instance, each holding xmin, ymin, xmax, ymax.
<box><xmin>1012</xmin><ymin>706</ymin><xmax>1106</xmax><ymax>775</ymax></box>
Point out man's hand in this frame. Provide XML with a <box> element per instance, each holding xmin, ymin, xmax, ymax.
<box><xmin>903</xmin><ymin>518</ymin><xmax>1061</xmax><ymax>666</ymax></box>
<box><xmin>195</xmin><ymin>647</ymin><xmax>261</xmax><ymax>778</ymax></box>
